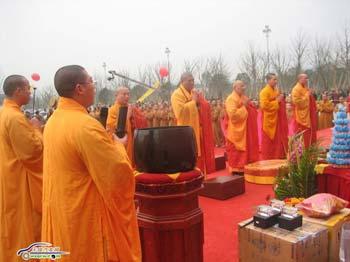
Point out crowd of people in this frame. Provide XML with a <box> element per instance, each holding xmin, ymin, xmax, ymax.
<box><xmin>1</xmin><ymin>64</ymin><xmax>350</xmax><ymax>261</ymax></box>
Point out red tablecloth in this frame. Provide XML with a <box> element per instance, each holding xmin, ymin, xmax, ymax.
<box><xmin>317</xmin><ymin>166</ymin><xmax>350</xmax><ymax>207</ymax></box>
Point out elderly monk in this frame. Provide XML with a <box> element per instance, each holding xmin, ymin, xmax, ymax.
<box><xmin>42</xmin><ymin>65</ymin><xmax>141</xmax><ymax>261</ymax></box>
<box><xmin>259</xmin><ymin>73</ymin><xmax>288</xmax><ymax>159</ymax></box>
<box><xmin>0</xmin><ymin>75</ymin><xmax>43</xmax><ymax>261</ymax></box>
<box><xmin>171</xmin><ymin>72</ymin><xmax>215</xmax><ymax>174</ymax></box>
<box><xmin>292</xmin><ymin>73</ymin><xmax>317</xmax><ymax>147</ymax></box>
<box><xmin>317</xmin><ymin>93</ymin><xmax>334</xmax><ymax>130</ymax></box>
<box><xmin>225</xmin><ymin>81</ymin><xmax>259</xmax><ymax>173</ymax></box>
<box><xmin>106</xmin><ymin>86</ymin><xmax>146</xmax><ymax>164</ymax></box>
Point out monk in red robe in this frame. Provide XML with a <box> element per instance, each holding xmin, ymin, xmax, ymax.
<box><xmin>171</xmin><ymin>72</ymin><xmax>215</xmax><ymax>174</ymax></box>
<box><xmin>259</xmin><ymin>73</ymin><xmax>288</xmax><ymax>160</ymax></box>
<box><xmin>291</xmin><ymin>73</ymin><xmax>317</xmax><ymax>147</ymax></box>
<box><xmin>225</xmin><ymin>80</ymin><xmax>259</xmax><ymax>173</ymax></box>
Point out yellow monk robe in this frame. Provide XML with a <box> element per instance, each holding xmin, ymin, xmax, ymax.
<box><xmin>106</xmin><ymin>103</ymin><xmax>134</xmax><ymax>163</ymax></box>
<box><xmin>145</xmin><ymin>110</ymin><xmax>154</xmax><ymax>127</ymax></box>
<box><xmin>292</xmin><ymin>83</ymin><xmax>310</xmax><ymax>128</ymax></box>
<box><xmin>42</xmin><ymin>97</ymin><xmax>141</xmax><ymax>262</ymax></box>
<box><xmin>0</xmin><ymin>99</ymin><xmax>43</xmax><ymax>262</ymax></box>
<box><xmin>259</xmin><ymin>85</ymin><xmax>287</xmax><ymax>159</ymax></box>
<box><xmin>225</xmin><ymin>91</ymin><xmax>248</xmax><ymax>172</ymax></box>
<box><xmin>153</xmin><ymin>110</ymin><xmax>161</xmax><ymax>127</ymax></box>
<box><xmin>171</xmin><ymin>85</ymin><xmax>201</xmax><ymax>156</ymax></box>
<box><xmin>292</xmin><ymin>83</ymin><xmax>317</xmax><ymax>147</ymax></box>
<box><xmin>317</xmin><ymin>100</ymin><xmax>334</xmax><ymax>130</ymax></box>
<box><xmin>159</xmin><ymin>109</ymin><xmax>169</xmax><ymax>127</ymax></box>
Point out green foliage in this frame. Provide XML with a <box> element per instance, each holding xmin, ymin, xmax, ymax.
<box><xmin>274</xmin><ymin>133</ymin><xmax>321</xmax><ymax>200</ymax></box>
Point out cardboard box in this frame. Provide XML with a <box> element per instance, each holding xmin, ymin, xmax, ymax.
<box><xmin>302</xmin><ymin>208</ymin><xmax>350</xmax><ymax>262</ymax></box>
<box><xmin>238</xmin><ymin>219</ymin><xmax>328</xmax><ymax>262</ymax></box>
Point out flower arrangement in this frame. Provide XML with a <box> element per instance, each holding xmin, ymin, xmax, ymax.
<box><xmin>274</xmin><ymin>132</ymin><xmax>321</xmax><ymax>200</ymax></box>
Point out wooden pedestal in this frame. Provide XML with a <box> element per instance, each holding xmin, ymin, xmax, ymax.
<box><xmin>135</xmin><ymin>175</ymin><xmax>204</xmax><ymax>262</ymax></box>
<box><xmin>199</xmin><ymin>175</ymin><xmax>245</xmax><ymax>200</ymax></box>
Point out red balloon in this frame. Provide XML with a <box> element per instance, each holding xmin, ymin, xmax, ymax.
<box><xmin>159</xmin><ymin>67</ymin><xmax>169</xmax><ymax>78</ymax></box>
<box><xmin>31</xmin><ymin>73</ymin><xmax>40</xmax><ymax>81</ymax></box>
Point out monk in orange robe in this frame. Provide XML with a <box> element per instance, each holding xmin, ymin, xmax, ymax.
<box><xmin>107</xmin><ymin>86</ymin><xmax>146</xmax><ymax>164</ymax></box>
<box><xmin>317</xmin><ymin>94</ymin><xmax>334</xmax><ymax>130</ymax></box>
<box><xmin>226</xmin><ymin>81</ymin><xmax>259</xmax><ymax>173</ymax></box>
<box><xmin>145</xmin><ymin>106</ymin><xmax>154</xmax><ymax>127</ymax></box>
<box><xmin>0</xmin><ymin>75</ymin><xmax>43</xmax><ymax>261</ymax></box>
<box><xmin>259</xmin><ymin>73</ymin><xmax>288</xmax><ymax>160</ymax></box>
<box><xmin>171</xmin><ymin>72</ymin><xmax>215</xmax><ymax>174</ymax></box>
<box><xmin>292</xmin><ymin>73</ymin><xmax>317</xmax><ymax>147</ymax></box>
<box><xmin>42</xmin><ymin>65</ymin><xmax>141</xmax><ymax>261</ymax></box>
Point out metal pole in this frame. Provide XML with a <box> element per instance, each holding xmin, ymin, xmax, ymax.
<box><xmin>32</xmin><ymin>87</ymin><xmax>37</xmax><ymax>115</ymax></box>
<box><xmin>262</xmin><ymin>25</ymin><xmax>271</xmax><ymax>72</ymax></box>
<box><xmin>102</xmin><ymin>62</ymin><xmax>107</xmax><ymax>88</ymax></box>
<box><xmin>165</xmin><ymin>47</ymin><xmax>171</xmax><ymax>85</ymax></box>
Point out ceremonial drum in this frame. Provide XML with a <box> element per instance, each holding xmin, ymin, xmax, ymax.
<box><xmin>134</xmin><ymin>126</ymin><xmax>197</xmax><ymax>173</ymax></box>
<box><xmin>244</xmin><ymin>159</ymin><xmax>288</xmax><ymax>185</ymax></box>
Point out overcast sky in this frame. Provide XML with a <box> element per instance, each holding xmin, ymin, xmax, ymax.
<box><xmin>1</xmin><ymin>0</ymin><xmax>349</xmax><ymax>89</ymax></box>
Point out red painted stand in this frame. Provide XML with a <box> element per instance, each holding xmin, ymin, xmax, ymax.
<box><xmin>135</xmin><ymin>171</ymin><xmax>204</xmax><ymax>262</ymax></box>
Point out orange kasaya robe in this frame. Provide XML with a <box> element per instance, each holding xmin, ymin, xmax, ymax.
<box><xmin>106</xmin><ymin>103</ymin><xmax>147</xmax><ymax>165</ymax></box>
<box><xmin>292</xmin><ymin>83</ymin><xmax>317</xmax><ymax>147</ymax></box>
<box><xmin>0</xmin><ymin>99</ymin><xmax>43</xmax><ymax>262</ymax></box>
<box><xmin>171</xmin><ymin>85</ymin><xmax>215</xmax><ymax>174</ymax></box>
<box><xmin>42</xmin><ymin>97</ymin><xmax>141</xmax><ymax>262</ymax></box>
<box><xmin>225</xmin><ymin>91</ymin><xmax>259</xmax><ymax>172</ymax></box>
<box><xmin>317</xmin><ymin>100</ymin><xmax>334</xmax><ymax>130</ymax></box>
<box><xmin>259</xmin><ymin>85</ymin><xmax>288</xmax><ymax>160</ymax></box>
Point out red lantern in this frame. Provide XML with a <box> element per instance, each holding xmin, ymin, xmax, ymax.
<box><xmin>31</xmin><ymin>73</ymin><xmax>40</xmax><ymax>81</ymax></box>
<box><xmin>159</xmin><ymin>67</ymin><xmax>169</xmax><ymax>78</ymax></box>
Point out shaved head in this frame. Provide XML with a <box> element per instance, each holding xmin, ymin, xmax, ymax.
<box><xmin>115</xmin><ymin>86</ymin><xmax>130</xmax><ymax>106</ymax></box>
<box><xmin>2</xmin><ymin>75</ymin><xmax>28</xmax><ymax>97</ymax></box>
<box><xmin>54</xmin><ymin>65</ymin><xmax>87</xmax><ymax>98</ymax></box>
<box><xmin>115</xmin><ymin>86</ymin><xmax>129</xmax><ymax>95</ymax></box>
<box><xmin>180</xmin><ymin>72</ymin><xmax>195</xmax><ymax>91</ymax></box>
<box><xmin>298</xmin><ymin>73</ymin><xmax>308</xmax><ymax>86</ymax></box>
<box><xmin>180</xmin><ymin>72</ymin><xmax>193</xmax><ymax>82</ymax></box>
<box><xmin>233</xmin><ymin>80</ymin><xmax>246</xmax><ymax>95</ymax></box>
<box><xmin>298</xmin><ymin>73</ymin><xmax>308</xmax><ymax>80</ymax></box>
<box><xmin>266</xmin><ymin>73</ymin><xmax>278</xmax><ymax>88</ymax></box>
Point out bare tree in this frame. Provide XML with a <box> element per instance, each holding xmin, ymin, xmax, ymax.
<box><xmin>291</xmin><ymin>31</ymin><xmax>310</xmax><ymax>77</ymax></box>
<box><xmin>309</xmin><ymin>37</ymin><xmax>333</xmax><ymax>92</ymax></box>
<box><xmin>271</xmin><ymin>47</ymin><xmax>292</xmax><ymax>92</ymax></box>
<box><xmin>337</xmin><ymin>25</ymin><xmax>350</xmax><ymax>91</ymax></box>
<box><xmin>239</xmin><ymin>43</ymin><xmax>265</xmax><ymax>98</ymax></box>
<box><xmin>37</xmin><ymin>85</ymin><xmax>57</xmax><ymax>108</ymax></box>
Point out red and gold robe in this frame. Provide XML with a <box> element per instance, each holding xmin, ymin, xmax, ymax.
<box><xmin>225</xmin><ymin>91</ymin><xmax>259</xmax><ymax>172</ymax></box>
<box><xmin>292</xmin><ymin>83</ymin><xmax>317</xmax><ymax>147</ymax></box>
<box><xmin>259</xmin><ymin>85</ymin><xmax>288</xmax><ymax>160</ymax></box>
<box><xmin>171</xmin><ymin>85</ymin><xmax>215</xmax><ymax>174</ymax></box>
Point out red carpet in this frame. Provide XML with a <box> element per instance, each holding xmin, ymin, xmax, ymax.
<box><xmin>202</xmin><ymin>128</ymin><xmax>331</xmax><ymax>262</ymax></box>
<box><xmin>200</xmin><ymin>168</ymin><xmax>274</xmax><ymax>262</ymax></box>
